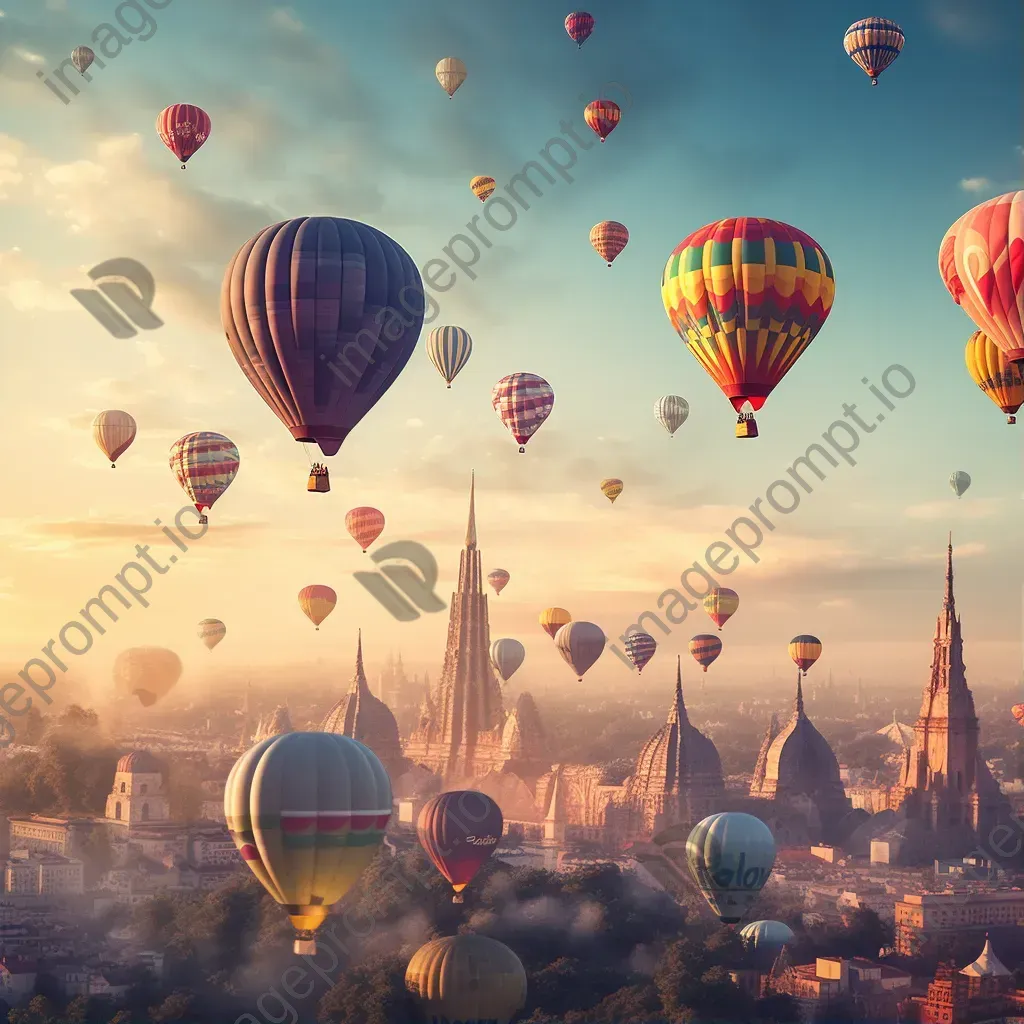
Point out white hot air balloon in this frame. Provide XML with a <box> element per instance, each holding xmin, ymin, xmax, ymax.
<box><xmin>654</xmin><ymin>395</ymin><xmax>690</xmax><ymax>436</ymax></box>
<box><xmin>489</xmin><ymin>638</ymin><xmax>525</xmax><ymax>684</ymax></box>
<box><xmin>92</xmin><ymin>410</ymin><xmax>137</xmax><ymax>468</ymax></box>
<box><xmin>553</xmin><ymin>621</ymin><xmax>606</xmax><ymax>682</ymax></box>
<box><xmin>435</xmin><ymin>57</ymin><xmax>467</xmax><ymax>98</ymax></box>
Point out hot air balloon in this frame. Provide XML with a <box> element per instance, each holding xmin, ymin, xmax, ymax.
<box><xmin>71</xmin><ymin>46</ymin><xmax>94</xmax><ymax>75</ymax></box>
<box><xmin>490</xmin><ymin>638</ymin><xmax>525</xmax><ymax>684</ymax></box>
<box><xmin>487</xmin><ymin>569</ymin><xmax>510</xmax><ymax>596</ymax></box>
<box><xmin>1012</xmin><ymin>704</ymin><xmax>1024</xmax><ymax>727</ymax></box>
<box><xmin>435</xmin><ymin>57</ymin><xmax>467</xmax><ymax>97</ymax></box>
<box><xmin>740</xmin><ymin>920</ymin><xmax>796</xmax><ymax>964</ymax></box>
<box><xmin>564</xmin><ymin>11</ymin><xmax>595</xmax><ymax>48</ymax></box>
<box><xmin>491</xmin><ymin>373</ymin><xmax>555</xmax><ymax>452</ymax></box>
<box><xmin>345</xmin><ymin>507</ymin><xmax>385</xmax><ymax>553</ymax></box>
<box><xmin>470</xmin><ymin>176</ymin><xmax>496</xmax><ymax>202</ymax></box>
<box><xmin>965</xmin><ymin>330</ymin><xmax>1024</xmax><ymax>424</ymax></box>
<box><xmin>689</xmin><ymin>634</ymin><xmax>722</xmax><ymax>673</ymax></box>
<box><xmin>704</xmin><ymin>587</ymin><xmax>739</xmax><ymax>630</ymax></box>
<box><xmin>940</xmin><ymin>193</ymin><xmax>1024</xmax><ymax>367</ymax></box>
<box><xmin>156</xmin><ymin>104</ymin><xmax>210</xmax><ymax>169</ymax></box>
<box><xmin>554</xmin><ymin>621</ymin><xmax>605</xmax><ymax>682</ymax></box>
<box><xmin>625</xmin><ymin>631</ymin><xmax>657</xmax><ymax>674</ymax></box>
<box><xmin>590</xmin><ymin>221</ymin><xmax>629</xmax><ymax>267</ymax></box>
<box><xmin>950</xmin><ymin>471</ymin><xmax>971</xmax><ymax>498</ymax></box>
<box><xmin>113</xmin><ymin>647</ymin><xmax>182</xmax><ymax>707</ymax></box>
<box><xmin>843</xmin><ymin>18</ymin><xmax>904</xmax><ymax>85</ymax></box>
<box><xmin>789</xmin><ymin>635</ymin><xmax>822</xmax><ymax>676</ymax></box>
<box><xmin>198</xmin><ymin>619</ymin><xmax>226</xmax><ymax>651</ymax></box>
<box><xmin>299</xmin><ymin>586</ymin><xmax>336</xmax><ymax>630</ymax></box>
<box><xmin>225</xmin><ymin>732</ymin><xmax>391</xmax><ymax>954</ymax></box>
<box><xmin>662</xmin><ymin>218</ymin><xmax>836</xmax><ymax>438</ymax></box>
<box><xmin>406</xmin><ymin>935</ymin><xmax>527</xmax><ymax>1024</ymax></box>
<box><xmin>655</xmin><ymin>395</ymin><xmax>689</xmax><ymax>436</ymax></box>
<box><xmin>221</xmin><ymin>218</ymin><xmax>425</xmax><ymax>491</ymax></box>
<box><xmin>685</xmin><ymin>812</ymin><xmax>776</xmax><ymax>923</ymax></box>
<box><xmin>169</xmin><ymin>432</ymin><xmax>239</xmax><ymax>526</ymax></box>
<box><xmin>584</xmin><ymin>99</ymin><xmax>620</xmax><ymax>142</ymax></box>
<box><xmin>600</xmin><ymin>478</ymin><xmax>623</xmax><ymax>504</ymax></box>
<box><xmin>92</xmin><ymin>410</ymin><xmax>136</xmax><ymax>468</ymax></box>
<box><xmin>539</xmin><ymin>607</ymin><xmax>571</xmax><ymax>639</ymax></box>
<box><xmin>417</xmin><ymin>790</ymin><xmax>503</xmax><ymax>902</ymax></box>
<box><xmin>427</xmin><ymin>326</ymin><xmax>473</xmax><ymax>388</ymax></box>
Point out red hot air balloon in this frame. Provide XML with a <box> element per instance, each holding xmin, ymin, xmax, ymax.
<box><xmin>565</xmin><ymin>11</ymin><xmax>595</xmax><ymax>48</ymax></box>
<box><xmin>156</xmin><ymin>104</ymin><xmax>211</xmax><ymax>169</ymax></box>
<box><xmin>417</xmin><ymin>791</ymin><xmax>504</xmax><ymax>903</ymax></box>
<box><xmin>591</xmin><ymin>221</ymin><xmax>629</xmax><ymax>267</ymax></box>
<box><xmin>345</xmin><ymin>507</ymin><xmax>385</xmax><ymax>553</ymax></box>
<box><xmin>491</xmin><ymin>373</ymin><xmax>555</xmax><ymax>452</ymax></box>
<box><xmin>584</xmin><ymin>99</ymin><xmax>620</xmax><ymax>142</ymax></box>
<box><xmin>221</xmin><ymin>218</ymin><xmax>426</xmax><ymax>465</ymax></box>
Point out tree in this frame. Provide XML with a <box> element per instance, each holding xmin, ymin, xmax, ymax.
<box><xmin>317</xmin><ymin>955</ymin><xmax>416</xmax><ymax>1024</ymax></box>
<box><xmin>147</xmin><ymin>992</ymin><xmax>194</xmax><ymax>1023</ymax></box>
<box><xmin>62</xmin><ymin>996</ymin><xmax>90</xmax><ymax>1024</ymax></box>
<box><xmin>754</xmin><ymin>993</ymin><xmax>803</xmax><ymax>1022</ymax></box>
<box><xmin>107</xmin><ymin>1013</ymin><xmax>132</xmax><ymax>1024</ymax></box>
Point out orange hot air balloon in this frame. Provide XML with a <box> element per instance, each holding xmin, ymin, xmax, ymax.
<box><xmin>156</xmin><ymin>104</ymin><xmax>211</xmax><ymax>169</ymax></box>
<box><xmin>689</xmin><ymin>634</ymin><xmax>722</xmax><ymax>673</ymax></box>
<box><xmin>939</xmin><ymin>192</ymin><xmax>1024</xmax><ymax>367</ymax></box>
<box><xmin>539</xmin><ymin>607</ymin><xmax>571</xmax><ymax>639</ymax></box>
<box><xmin>471</xmin><ymin>176</ymin><xmax>496</xmax><ymax>202</ymax></box>
<box><xmin>789</xmin><ymin>635</ymin><xmax>822</xmax><ymax>676</ymax></box>
<box><xmin>965</xmin><ymin>330</ymin><xmax>1024</xmax><ymax>424</ymax></box>
<box><xmin>590</xmin><ymin>222</ymin><xmax>628</xmax><ymax>267</ymax></box>
<box><xmin>299</xmin><ymin>586</ymin><xmax>336</xmax><ymax>630</ymax></box>
<box><xmin>345</xmin><ymin>507</ymin><xmax>385</xmax><ymax>553</ymax></box>
<box><xmin>704</xmin><ymin>587</ymin><xmax>739</xmax><ymax>630</ymax></box>
<box><xmin>1012</xmin><ymin>703</ymin><xmax>1024</xmax><ymax>727</ymax></box>
<box><xmin>584</xmin><ymin>99</ymin><xmax>620</xmax><ymax>142</ymax></box>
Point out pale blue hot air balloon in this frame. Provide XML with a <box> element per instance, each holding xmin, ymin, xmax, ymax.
<box><xmin>489</xmin><ymin>638</ymin><xmax>525</xmax><ymax>684</ymax></box>
<box><xmin>654</xmin><ymin>395</ymin><xmax>689</xmax><ymax>436</ymax></box>
<box><xmin>739</xmin><ymin>920</ymin><xmax>795</xmax><ymax>965</ymax></box>
<box><xmin>950</xmin><ymin>471</ymin><xmax>971</xmax><ymax>498</ymax></box>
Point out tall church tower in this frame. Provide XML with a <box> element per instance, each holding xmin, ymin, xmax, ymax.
<box><xmin>894</xmin><ymin>537</ymin><xmax>1000</xmax><ymax>832</ymax></box>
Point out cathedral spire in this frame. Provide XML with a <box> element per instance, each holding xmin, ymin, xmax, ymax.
<box><xmin>667</xmin><ymin>656</ymin><xmax>690</xmax><ymax>726</ymax></box>
<box><xmin>466</xmin><ymin>470</ymin><xmax>477</xmax><ymax>548</ymax></box>
<box><xmin>795</xmin><ymin>674</ymin><xmax>805</xmax><ymax>716</ymax></box>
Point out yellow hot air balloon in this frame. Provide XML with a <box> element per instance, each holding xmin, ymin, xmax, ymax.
<box><xmin>470</xmin><ymin>176</ymin><xmax>496</xmax><ymax>202</ymax></box>
<box><xmin>92</xmin><ymin>410</ymin><xmax>137</xmax><ymax>468</ymax></box>
<box><xmin>406</xmin><ymin>935</ymin><xmax>527</xmax><ymax>1024</ymax></box>
<box><xmin>539</xmin><ymin>607</ymin><xmax>571</xmax><ymax>639</ymax></box>
<box><xmin>965</xmin><ymin>330</ymin><xmax>1024</xmax><ymax>425</ymax></box>
<box><xmin>704</xmin><ymin>587</ymin><xmax>739</xmax><ymax>630</ymax></box>
<box><xmin>113</xmin><ymin>647</ymin><xmax>182</xmax><ymax>707</ymax></box>
<box><xmin>225</xmin><ymin>732</ymin><xmax>391</xmax><ymax>954</ymax></box>
<box><xmin>298</xmin><ymin>585</ymin><xmax>337</xmax><ymax>631</ymax></box>
<box><xmin>435</xmin><ymin>57</ymin><xmax>466</xmax><ymax>97</ymax></box>
<box><xmin>600</xmin><ymin>478</ymin><xmax>623</xmax><ymax>504</ymax></box>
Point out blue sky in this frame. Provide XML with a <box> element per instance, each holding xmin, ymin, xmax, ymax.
<box><xmin>0</xmin><ymin>0</ymin><xmax>1020</xmax><ymax>709</ymax></box>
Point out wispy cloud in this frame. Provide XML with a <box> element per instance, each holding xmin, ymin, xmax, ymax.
<box><xmin>960</xmin><ymin>176</ymin><xmax>992</xmax><ymax>193</ymax></box>
<box><xmin>904</xmin><ymin>498</ymin><xmax>1005</xmax><ymax>521</ymax></box>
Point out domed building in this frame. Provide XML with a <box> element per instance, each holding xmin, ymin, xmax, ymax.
<box><xmin>252</xmin><ymin>705</ymin><xmax>292</xmax><ymax>743</ymax></box>
<box><xmin>320</xmin><ymin>632</ymin><xmax>407</xmax><ymax>778</ymax></box>
<box><xmin>104</xmin><ymin>750</ymin><xmax>170</xmax><ymax>829</ymax></box>
<box><xmin>748</xmin><ymin>676</ymin><xmax>851</xmax><ymax>841</ymax></box>
<box><xmin>622</xmin><ymin>657</ymin><xmax>725</xmax><ymax>836</ymax></box>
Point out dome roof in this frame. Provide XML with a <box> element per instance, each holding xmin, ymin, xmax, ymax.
<box><xmin>961</xmin><ymin>936</ymin><xmax>1010</xmax><ymax>977</ymax></box>
<box><xmin>630</xmin><ymin>657</ymin><xmax>723</xmax><ymax>800</ymax></box>
<box><xmin>320</xmin><ymin>632</ymin><xmax>402</xmax><ymax>766</ymax></box>
<box><xmin>876</xmin><ymin>710</ymin><xmax>915</xmax><ymax>748</ymax></box>
<box><xmin>116</xmin><ymin>750</ymin><xmax>161</xmax><ymax>774</ymax></box>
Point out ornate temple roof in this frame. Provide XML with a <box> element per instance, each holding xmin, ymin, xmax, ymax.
<box><xmin>501</xmin><ymin>692</ymin><xmax>548</xmax><ymax>762</ymax></box>
<box><xmin>877</xmin><ymin>710</ymin><xmax>915</xmax><ymax>748</ymax></box>
<box><xmin>320</xmin><ymin>632</ymin><xmax>402</xmax><ymax>764</ymax></box>
<box><xmin>630</xmin><ymin>657</ymin><xmax>723</xmax><ymax>800</ymax></box>
<box><xmin>253</xmin><ymin>705</ymin><xmax>292</xmax><ymax>743</ymax></box>
<box><xmin>750</xmin><ymin>713</ymin><xmax>780</xmax><ymax>795</ymax></box>
<box><xmin>961</xmin><ymin>936</ymin><xmax>1010</xmax><ymax>977</ymax></box>
<box><xmin>116</xmin><ymin>750</ymin><xmax>161</xmax><ymax>774</ymax></box>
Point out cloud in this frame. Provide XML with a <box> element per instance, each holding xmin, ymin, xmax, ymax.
<box><xmin>926</xmin><ymin>0</ymin><xmax>1002</xmax><ymax>44</ymax></box>
<box><xmin>960</xmin><ymin>177</ymin><xmax>992</xmax><ymax>193</ymax></box>
<box><xmin>904</xmin><ymin>498</ymin><xmax>1005</xmax><ymax>520</ymax></box>
<box><xmin>6</xmin><ymin>520</ymin><xmax>269</xmax><ymax>549</ymax></box>
<box><xmin>406</xmin><ymin>418</ymin><xmax>424</xmax><ymax>428</ymax></box>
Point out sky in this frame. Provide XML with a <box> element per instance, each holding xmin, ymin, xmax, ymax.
<box><xmin>0</xmin><ymin>0</ymin><xmax>1021</xmax><ymax>716</ymax></box>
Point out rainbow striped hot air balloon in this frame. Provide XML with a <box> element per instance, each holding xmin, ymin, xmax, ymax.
<box><xmin>704</xmin><ymin>587</ymin><xmax>739</xmax><ymax>630</ymax></box>
<box><xmin>491</xmin><ymin>373</ymin><xmax>555</xmax><ymax>453</ymax></box>
<box><xmin>965</xmin><ymin>330</ymin><xmax>1024</xmax><ymax>424</ymax></box>
<box><xmin>345</xmin><ymin>507</ymin><xmax>385</xmax><ymax>553</ymax></box>
<box><xmin>624</xmin><ymin>631</ymin><xmax>657</xmax><ymax>674</ymax></box>
<box><xmin>600</xmin><ymin>478</ymin><xmax>623</xmax><ymax>504</ymax></box>
<box><xmin>789</xmin><ymin>635</ymin><xmax>822</xmax><ymax>676</ymax></box>
<box><xmin>689</xmin><ymin>634</ymin><xmax>722</xmax><ymax>673</ymax></box>
<box><xmin>590</xmin><ymin>221</ymin><xmax>629</xmax><ymax>267</ymax></box>
<box><xmin>225</xmin><ymin>733</ymin><xmax>391</xmax><ymax>954</ymax></box>
<box><xmin>843</xmin><ymin>18</ymin><xmax>904</xmax><ymax>86</ymax></box>
<box><xmin>298</xmin><ymin>586</ymin><xmax>337</xmax><ymax>630</ymax></box>
<box><xmin>584</xmin><ymin>99</ymin><xmax>620</xmax><ymax>142</ymax></box>
<box><xmin>169</xmin><ymin>432</ymin><xmax>239</xmax><ymax>526</ymax></box>
<box><xmin>427</xmin><ymin>326</ymin><xmax>473</xmax><ymax>388</ymax></box>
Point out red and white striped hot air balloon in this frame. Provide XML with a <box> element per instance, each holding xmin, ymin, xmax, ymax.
<box><xmin>345</xmin><ymin>507</ymin><xmax>385</xmax><ymax>553</ymax></box>
<box><xmin>169</xmin><ymin>432</ymin><xmax>239</xmax><ymax>526</ymax></box>
<box><xmin>156</xmin><ymin>103</ymin><xmax>211</xmax><ymax>169</ymax></box>
<box><xmin>491</xmin><ymin>373</ymin><xmax>555</xmax><ymax>453</ymax></box>
<box><xmin>590</xmin><ymin>221</ymin><xmax>629</xmax><ymax>267</ymax></box>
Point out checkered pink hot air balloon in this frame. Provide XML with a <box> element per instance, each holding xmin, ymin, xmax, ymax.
<box><xmin>491</xmin><ymin>373</ymin><xmax>554</xmax><ymax>453</ymax></box>
<box><xmin>156</xmin><ymin>104</ymin><xmax>211</xmax><ymax>169</ymax></box>
<box><xmin>590</xmin><ymin>221</ymin><xmax>629</xmax><ymax>267</ymax></box>
<box><xmin>345</xmin><ymin>507</ymin><xmax>385</xmax><ymax>553</ymax></box>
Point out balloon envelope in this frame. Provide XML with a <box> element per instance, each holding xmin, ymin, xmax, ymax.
<box><xmin>584</xmin><ymin>99</ymin><xmax>620</xmax><ymax>141</ymax></box>
<box><xmin>965</xmin><ymin>330</ymin><xmax>1024</xmax><ymax>422</ymax></box>
<box><xmin>113</xmin><ymin>647</ymin><xmax>182</xmax><ymax>707</ymax></box>
<box><xmin>156</xmin><ymin>104</ymin><xmax>210</xmax><ymax>166</ymax></box>
<box><xmin>789</xmin><ymin>635</ymin><xmax>822</xmax><ymax>673</ymax></box>
<box><xmin>71</xmin><ymin>46</ymin><xmax>95</xmax><ymax>74</ymax></box>
<box><xmin>655</xmin><ymin>395</ymin><xmax>689</xmax><ymax>436</ymax></box>
<box><xmin>704</xmin><ymin>587</ymin><xmax>739</xmax><ymax>630</ymax></box>
<box><xmin>221</xmin><ymin>217</ymin><xmax>425</xmax><ymax>458</ymax></box>
<box><xmin>490</xmin><ymin>638</ymin><xmax>525</xmax><ymax>683</ymax></box>
<box><xmin>939</xmin><ymin>192</ymin><xmax>1024</xmax><ymax>365</ymax></box>
<box><xmin>1012</xmin><ymin>703</ymin><xmax>1024</xmax><ymax>727</ymax></box>
<box><xmin>740</xmin><ymin>919</ymin><xmax>795</xmax><ymax>964</ymax></box>
<box><xmin>600</xmin><ymin>478</ymin><xmax>623</xmax><ymax>503</ymax></box>
<box><xmin>590</xmin><ymin>221</ymin><xmax>628</xmax><ymax>266</ymax></box>
<box><xmin>435</xmin><ymin>57</ymin><xmax>467</xmax><ymax>96</ymax></box>
<box><xmin>689</xmin><ymin>634</ymin><xmax>722</xmax><ymax>672</ymax></box>
<box><xmin>564</xmin><ymin>11</ymin><xmax>595</xmax><ymax>47</ymax></box>
<box><xmin>539</xmin><ymin>607</ymin><xmax>571</xmax><ymax>639</ymax></box>
<box><xmin>554</xmin><ymin>621</ymin><xmax>606</xmax><ymax>680</ymax></box>
<box><xmin>843</xmin><ymin>18</ymin><xmax>904</xmax><ymax>84</ymax></box>
<box><xmin>345</xmin><ymin>507</ymin><xmax>385</xmax><ymax>552</ymax></box>
<box><xmin>406</xmin><ymin>935</ymin><xmax>527</xmax><ymax>1024</ymax></box>
<box><xmin>93</xmin><ymin>410</ymin><xmax>136</xmax><ymax>467</ymax></box>
<box><xmin>224</xmin><ymin>732</ymin><xmax>391</xmax><ymax>954</ymax></box>
<box><xmin>686</xmin><ymin>812</ymin><xmax>776</xmax><ymax>923</ymax></box>
<box><xmin>417</xmin><ymin>791</ymin><xmax>504</xmax><ymax>900</ymax></box>
<box><xmin>625</xmin><ymin>631</ymin><xmax>657</xmax><ymax>674</ymax></box>
<box><xmin>470</xmin><ymin>177</ymin><xmax>495</xmax><ymax>202</ymax></box>
<box><xmin>169</xmin><ymin>432</ymin><xmax>239</xmax><ymax>516</ymax></box>
<box><xmin>487</xmin><ymin>569</ymin><xmax>511</xmax><ymax>595</ymax></box>
<box><xmin>198</xmin><ymin>619</ymin><xmax>226</xmax><ymax>650</ymax></box>
<box><xmin>426</xmin><ymin>326</ymin><xmax>473</xmax><ymax>387</ymax></box>
<box><xmin>950</xmin><ymin>471</ymin><xmax>971</xmax><ymax>498</ymax></box>
<box><xmin>299</xmin><ymin>585</ymin><xmax>337</xmax><ymax>628</ymax></box>
<box><xmin>492</xmin><ymin>373</ymin><xmax>554</xmax><ymax>450</ymax></box>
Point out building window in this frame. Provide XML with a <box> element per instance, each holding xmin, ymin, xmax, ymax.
<box><xmin>141</xmin><ymin>804</ymin><xmax>149</xmax><ymax>821</ymax></box>
<box><xmin>140</xmin><ymin>784</ymin><xmax>148</xmax><ymax>795</ymax></box>
<box><xmin>120</xmin><ymin>782</ymin><xmax>126</xmax><ymax>793</ymax></box>
<box><xmin>114</xmin><ymin>802</ymin><xmax>121</xmax><ymax>820</ymax></box>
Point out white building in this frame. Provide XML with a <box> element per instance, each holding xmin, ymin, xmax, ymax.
<box><xmin>4</xmin><ymin>854</ymin><xmax>84</xmax><ymax>896</ymax></box>
<box><xmin>105</xmin><ymin>750</ymin><xmax>171</xmax><ymax>827</ymax></box>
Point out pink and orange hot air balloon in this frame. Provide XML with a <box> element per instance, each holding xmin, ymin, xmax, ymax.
<box><xmin>1012</xmin><ymin>703</ymin><xmax>1024</xmax><ymax>727</ymax></box>
<box><xmin>491</xmin><ymin>373</ymin><xmax>554</xmax><ymax>453</ymax></box>
<box><xmin>590</xmin><ymin>222</ymin><xmax>629</xmax><ymax>267</ymax></box>
<box><xmin>584</xmin><ymin>99</ymin><xmax>620</xmax><ymax>142</ymax></box>
<box><xmin>939</xmin><ymin>191</ymin><xmax>1024</xmax><ymax>367</ymax></box>
<box><xmin>564</xmin><ymin>11</ymin><xmax>595</xmax><ymax>48</ymax></box>
<box><xmin>345</xmin><ymin>507</ymin><xmax>385</xmax><ymax>553</ymax></box>
<box><xmin>298</xmin><ymin>586</ymin><xmax>337</xmax><ymax>631</ymax></box>
<box><xmin>487</xmin><ymin>569</ymin><xmax>510</xmax><ymax>596</ymax></box>
<box><xmin>169</xmin><ymin>432</ymin><xmax>239</xmax><ymax>526</ymax></box>
<box><xmin>156</xmin><ymin>104</ymin><xmax>211</xmax><ymax>169</ymax></box>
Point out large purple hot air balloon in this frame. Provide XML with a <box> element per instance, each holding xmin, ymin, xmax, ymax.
<box><xmin>220</xmin><ymin>217</ymin><xmax>426</xmax><ymax>459</ymax></box>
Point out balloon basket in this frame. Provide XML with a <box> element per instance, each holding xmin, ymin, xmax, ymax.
<box><xmin>308</xmin><ymin>465</ymin><xmax>330</xmax><ymax>493</ymax></box>
<box><xmin>293</xmin><ymin>936</ymin><xmax>316</xmax><ymax>955</ymax></box>
<box><xmin>735</xmin><ymin>413</ymin><xmax>758</xmax><ymax>439</ymax></box>
<box><xmin>452</xmin><ymin>893</ymin><xmax>464</xmax><ymax>904</ymax></box>
<box><xmin>198</xmin><ymin>514</ymin><xmax>209</xmax><ymax>525</ymax></box>
<box><xmin>1009</xmin><ymin>415</ymin><xmax>1016</xmax><ymax>425</ymax></box>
